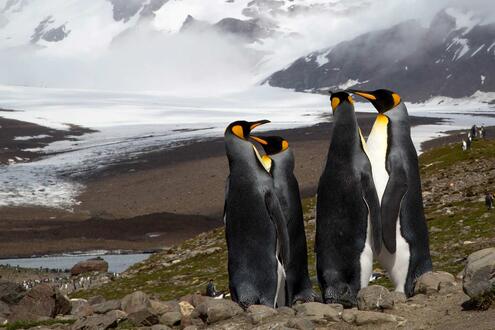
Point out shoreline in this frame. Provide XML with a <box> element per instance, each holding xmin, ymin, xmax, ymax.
<box><xmin>1</xmin><ymin>114</ymin><xmax>491</xmax><ymax>259</ymax></box>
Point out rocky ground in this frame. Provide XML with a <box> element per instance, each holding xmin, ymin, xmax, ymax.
<box><xmin>0</xmin><ymin>138</ymin><xmax>494</xmax><ymax>329</ymax></box>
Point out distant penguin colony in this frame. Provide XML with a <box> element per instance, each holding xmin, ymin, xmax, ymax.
<box><xmin>223</xmin><ymin>88</ymin><xmax>433</xmax><ymax>309</ymax></box>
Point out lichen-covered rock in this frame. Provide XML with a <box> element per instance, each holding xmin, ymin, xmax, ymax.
<box><xmin>179</xmin><ymin>301</ymin><xmax>195</xmax><ymax>317</ymax></box>
<box><xmin>462</xmin><ymin>248</ymin><xmax>495</xmax><ymax>299</ymax></box>
<box><xmin>121</xmin><ymin>291</ymin><xmax>151</xmax><ymax>314</ymax></box>
<box><xmin>70</xmin><ymin>257</ymin><xmax>109</xmax><ymax>276</ymax></box>
<box><xmin>357</xmin><ymin>285</ymin><xmax>394</xmax><ymax>311</ymax></box>
<box><xmin>191</xmin><ymin>298</ymin><xmax>243</xmax><ymax>324</ymax></box>
<box><xmin>293</xmin><ymin>302</ymin><xmax>340</xmax><ymax>322</ymax></box>
<box><xmin>414</xmin><ymin>271</ymin><xmax>456</xmax><ymax>295</ymax></box>
<box><xmin>247</xmin><ymin>304</ymin><xmax>277</xmax><ymax>324</ymax></box>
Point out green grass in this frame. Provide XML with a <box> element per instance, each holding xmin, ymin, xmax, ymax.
<box><xmin>72</xmin><ymin>139</ymin><xmax>495</xmax><ymax>301</ymax></box>
<box><xmin>1</xmin><ymin>319</ymin><xmax>75</xmax><ymax>330</ymax></box>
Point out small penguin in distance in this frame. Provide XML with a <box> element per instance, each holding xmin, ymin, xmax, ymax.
<box><xmin>224</xmin><ymin>120</ymin><xmax>290</xmax><ymax>308</ymax></box>
<box><xmin>249</xmin><ymin>134</ymin><xmax>316</xmax><ymax>305</ymax></box>
<box><xmin>315</xmin><ymin>91</ymin><xmax>382</xmax><ymax>307</ymax></box>
<box><xmin>348</xmin><ymin>88</ymin><xmax>433</xmax><ymax>297</ymax></box>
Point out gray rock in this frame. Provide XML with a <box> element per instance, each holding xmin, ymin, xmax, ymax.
<box><xmin>92</xmin><ymin>299</ymin><xmax>121</xmax><ymax>314</ymax></box>
<box><xmin>343</xmin><ymin>309</ymin><xmax>401</xmax><ymax>325</ymax></box>
<box><xmin>414</xmin><ymin>271</ymin><xmax>456</xmax><ymax>295</ymax></box>
<box><xmin>293</xmin><ymin>302</ymin><xmax>340</xmax><ymax>322</ymax></box>
<box><xmin>121</xmin><ymin>291</ymin><xmax>151</xmax><ymax>314</ymax></box>
<box><xmin>252</xmin><ymin>321</ymin><xmax>291</xmax><ymax>330</ymax></box>
<box><xmin>192</xmin><ymin>299</ymin><xmax>243</xmax><ymax>324</ymax></box>
<box><xmin>71</xmin><ymin>309</ymin><xmax>127</xmax><ymax>329</ymax></box>
<box><xmin>354</xmin><ymin>310</ymin><xmax>400</xmax><ymax>326</ymax></box>
<box><xmin>70</xmin><ymin>257</ymin><xmax>109</xmax><ymax>276</ymax></box>
<box><xmin>0</xmin><ymin>280</ymin><xmax>26</xmax><ymax>305</ymax></box>
<box><xmin>247</xmin><ymin>304</ymin><xmax>278</xmax><ymax>324</ymax></box>
<box><xmin>159</xmin><ymin>311</ymin><xmax>182</xmax><ymax>327</ymax></box>
<box><xmin>357</xmin><ymin>285</ymin><xmax>394</xmax><ymax>311</ymax></box>
<box><xmin>463</xmin><ymin>248</ymin><xmax>495</xmax><ymax>299</ymax></box>
<box><xmin>128</xmin><ymin>308</ymin><xmax>159</xmax><ymax>326</ymax></box>
<box><xmin>287</xmin><ymin>317</ymin><xmax>315</xmax><ymax>330</ymax></box>
<box><xmin>70</xmin><ymin>299</ymin><xmax>93</xmax><ymax>317</ymax></box>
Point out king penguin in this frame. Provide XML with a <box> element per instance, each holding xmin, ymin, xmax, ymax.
<box><xmin>347</xmin><ymin>89</ymin><xmax>432</xmax><ymax>297</ymax></box>
<box><xmin>249</xmin><ymin>135</ymin><xmax>315</xmax><ymax>305</ymax></box>
<box><xmin>224</xmin><ymin>120</ymin><xmax>290</xmax><ymax>309</ymax></box>
<box><xmin>315</xmin><ymin>92</ymin><xmax>382</xmax><ymax>307</ymax></box>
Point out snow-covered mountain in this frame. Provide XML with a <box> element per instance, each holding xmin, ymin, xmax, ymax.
<box><xmin>0</xmin><ymin>0</ymin><xmax>493</xmax><ymax>100</ymax></box>
<box><xmin>266</xmin><ymin>8</ymin><xmax>495</xmax><ymax>102</ymax></box>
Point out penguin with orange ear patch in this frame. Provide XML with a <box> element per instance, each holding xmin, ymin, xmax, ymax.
<box><xmin>249</xmin><ymin>135</ymin><xmax>316</xmax><ymax>305</ymax></box>
<box><xmin>347</xmin><ymin>89</ymin><xmax>432</xmax><ymax>297</ymax></box>
<box><xmin>315</xmin><ymin>91</ymin><xmax>382</xmax><ymax>307</ymax></box>
<box><xmin>224</xmin><ymin>120</ymin><xmax>290</xmax><ymax>309</ymax></box>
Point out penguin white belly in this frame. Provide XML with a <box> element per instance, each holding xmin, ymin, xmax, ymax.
<box><xmin>359</xmin><ymin>200</ymin><xmax>373</xmax><ymax>288</ymax></box>
<box><xmin>274</xmin><ymin>243</ymin><xmax>286</xmax><ymax>307</ymax></box>
<box><xmin>367</xmin><ymin>115</ymin><xmax>411</xmax><ymax>292</ymax></box>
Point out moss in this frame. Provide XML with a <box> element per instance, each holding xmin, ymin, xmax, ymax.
<box><xmin>2</xmin><ymin>319</ymin><xmax>75</xmax><ymax>330</ymax></box>
<box><xmin>72</xmin><ymin>139</ymin><xmax>495</xmax><ymax>303</ymax></box>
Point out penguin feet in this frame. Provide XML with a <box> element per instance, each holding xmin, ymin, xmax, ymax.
<box><xmin>292</xmin><ymin>289</ymin><xmax>318</xmax><ymax>305</ymax></box>
<box><xmin>323</xmin><ymin>285</ymin><xmax>357</xmax><ymax>308</ymax></box>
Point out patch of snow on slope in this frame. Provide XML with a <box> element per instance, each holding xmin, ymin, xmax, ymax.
<box><xmin>448</xmin><ymin>37</ymin><xmax>470</xmax><ymax>61</ymax></box>
<box><xmin>316</xmin><ymin>49</ymin><xmax>330</xmax><ymax>66</ymax></box>
<box><xmin>470</xmin><ymin>44</ymin><xmax>484</xmax><ymax>57</ymax></box>
<box><xmin>337</xmin><ymin>79</ymin><xmax>368</xmax><ymax>90</ymax></box>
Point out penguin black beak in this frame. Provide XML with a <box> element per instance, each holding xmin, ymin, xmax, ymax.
<box><xmin>346</xmin><ymin>89</ymin><xmax>377</xmax><ymax>101</ymax></box>
<box><xmin>248</xmin><ymin>119</ymin><xmax>270</xmax><ymax>132</ymax></box>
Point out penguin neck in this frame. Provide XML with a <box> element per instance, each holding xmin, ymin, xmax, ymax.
<box><xmin>331</xmin><ymin>110</ymin><xmax>361</xmax><ymax>152</ymax></box>
<box><xmin>385</xmin><ymin>103</ymin><xmax>410</xmax><ymax>130</ymax></box>
<box><xmin>270</xmin><ymin>149</ymin><xmax>294</xmax><ymax>178</ymax></box>
<box><xmin>225</xmin><ymin>135</ymin><xmax>263</xmax><ymax>174</ymax></box>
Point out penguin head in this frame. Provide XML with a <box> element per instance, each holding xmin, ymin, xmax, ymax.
<box><xmin>346</xmin><ymin>89</ymin><xmax>401</xmax><ymax>113</ymax></box>
<box><xmin>329</xmin><ymin>91</ymin><xmax>354</xmax><ymax>113</ymax></box>
<box><xmin>225</xmin><ymin>119</ymin><xmax>270</xmax><ymax>140</ymax></box>
<box><xmin>249</xmin><ymin>135</ymin><xmax>289</xmax><ymax>156</ymax></box>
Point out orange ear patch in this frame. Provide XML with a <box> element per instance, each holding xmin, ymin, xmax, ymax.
<box><xmin>232</xmin><ymin>125</ymin><xmax>244</xmax><ymax>139</ymax></box>
<box><xmin>331</xmin><ymin>97</ymin><xmax>340</xmax><ymax>110</ymax></box>
<box><xmin>392</xmin><ymin>93</ymin><xmax>401</xmax><ymax>106</ymax></box>
<box><xmin>282</xmin><ymin>140</ymin><xmax>289</xmax><ymax>151</ymax></box>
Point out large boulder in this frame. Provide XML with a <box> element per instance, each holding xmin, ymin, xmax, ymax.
<box><xmin>414</xmin><ymin>271</ymin><xmax>456</xmax><ymax>295</ymax></box>
<box><xmin>463</xmin><ymin>248</ymin><xmax>495</xmax><ymax>301</ymax></box>
<box><xmin>70</xmin><ymin>257</ymin><xmax>109</xmax><ymax>276</ymax></box>
<box><xmin>70</xmin><ymin>299</ymin><xmax>93</xmax><ymax>317</ymax></box>
<box><xmin>191</xmin><ymin>298</ymin><xmax>243</xmax><ymax>324</ymax></box>
<box><xmin>0</xmin><ymin>280</ymin><xmax>26</xmax><ymax>305</ymax></box>
<box><xmin>92</xmin><ymin>299</ymin><xmax>121</xmax><ymax>314</ymax></box>
<box><xmin>128</xmin><ymin>308</ymin><xmax>160</xmax><ymax>326</ymax></box>
<box><xmin>71</xmin><ymin>309</ymin><xmax>127</xmax><ymax>329</ymax></box>
<box><xmin>9</xmin><ymin>284</ymin><xmax>70</xmax><ymax>322</ymax></box>
<box><xmin>357</xmin><ymin>285</ymin><xmax>394</xmax><ymax>311</ymax></box>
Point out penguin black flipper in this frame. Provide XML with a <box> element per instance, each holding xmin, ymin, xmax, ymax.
<box><xmin>361</xmin><ymin>170</ymin><xmax>382</xmax><ymax>254</ymax></box>
<box><xmin>265</xmin><ymin>191</ymin><xmax>290</xmax><ymax>267</ymax></box>
<box><xmin>381</xmin><ymin>166</ymin><xmax>408</xmax><ymax>254</ymax></box>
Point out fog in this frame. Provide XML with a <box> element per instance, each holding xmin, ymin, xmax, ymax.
<box><xmin>0</xmin><ymin>0</ymin><xmax>493</xmax><ymax>96</ymax></box>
